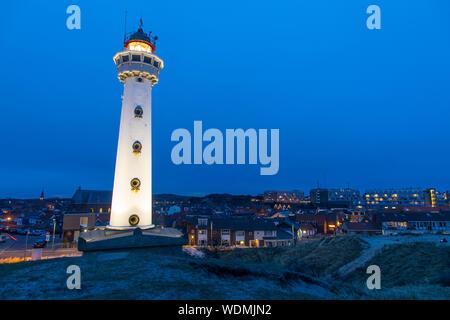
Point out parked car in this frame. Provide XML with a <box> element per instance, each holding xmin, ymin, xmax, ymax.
<box><xmin>16</xmin><ymin>229</ymin><xmax>28</xmax><ymax>235</ymax></box>
<box><xmin>29</xmin><ymin>230</ymin><xmax>42</xmax><ymax>236</ymax></box>
<box><xmin>0</xmin><ymin>235</ymin><xmax>6</xmax><ymax>243</ymax></box>
<box><xmin>9</xmin><ymin>228</ymin><xmax>17</xmax><ymax>234</ymax></box>
<box><xmin>33</xmin><ymin>240</ymin><xmax>47</xmax><ymax>248</ymax></box>
<box><xmin>440</xmin><ymin>238</ymin><xmax>448</xmax><ymax>243</ymax></box>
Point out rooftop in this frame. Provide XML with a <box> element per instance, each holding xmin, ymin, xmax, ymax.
<box><xmin>187</xmin><ymin>216</ymin><xmax>278</xmax><ymax>231</ymax></box>
<box><xmin>71</xmin><ymin>189</ymin><xmax>112</xmax><ymax>204</ymax></box>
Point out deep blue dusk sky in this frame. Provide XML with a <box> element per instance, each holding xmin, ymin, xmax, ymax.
<box><xmin>1</xmin><ymin>1</ymin><xmax>449</xmax><ymax>198</ymax></box>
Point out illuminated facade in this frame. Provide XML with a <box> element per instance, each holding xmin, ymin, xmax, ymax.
<box><xmin>310</xmin><ymin>188</ymin><xmax>329</xmax><ymax>206</ymax></box>
<box><xmin>363</xmin><ymin>188</ymin><xmax>424</xmax><ymax>207</ymax></box>
<box><xmin>108</xmin><ymin>23</ymin><xmax>163</xmax><ymax>230</ymax></box>
<box><xmin>327</xmin><ymin>188</ymin><xmax>361</xmax><ymax>205</ymax></box>
<box><xmin>424</xmin><ymin>188</ymin><xmax>448</xmax><ymax>207</ymax></box>
<box><xmin>424</xmin><ymin>188</ymin><xmax>437</xmax><ymax>207</ymax></box>
<box><xmin>263</xmin><ymin>190</ymin><xmax>304</xmax><ymax>203</ymax></box>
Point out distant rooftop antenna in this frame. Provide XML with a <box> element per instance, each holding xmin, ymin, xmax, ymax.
<box><xmin>123</xmin><ymin>10</ymin><xmax>128</xmax><ymax>43</ymax></box>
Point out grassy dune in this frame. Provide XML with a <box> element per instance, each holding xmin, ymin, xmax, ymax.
<box><xmin>0</xmin><ymin>236</ymin><xmax>448</xmax><ymax>299</ymax></box>
<box><xmin>343</xmin><ymin>242</ymin><xmax>450</xmax><ymax>299</ymax></box>
<box><xmin>207</xmin><ymin>236</ymin><xmax>366</xmax><ymax>277</ymax></box>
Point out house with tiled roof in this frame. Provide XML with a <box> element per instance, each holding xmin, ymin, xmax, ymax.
<box><xmin>296</xmin><ymin>213</ymin><xmax>339</xmax><ymax>234</ymax></box>
<box><xmin>62</xmin><ymin>212</ymin><xmax>96</xmax><ymax>244</ymax></box>
<box><xmin>342</xmin><ymin>222</ymin><xmax>381</xmax><ymax>235</ymax></box>
<box><xmin>375</xmin><ymin>211</ymin><xmax>450</xmax><ymax>235</ymax></box>
<box><xmin>185</xmin><ymin>216</ymin><xmax>293</xmax><ymax>247</ymax></box>
<box><xmin>298</xmin><ymin>223</ymin><xmax>316</xmax><ymax>237</ymax></box>
<box><xmin>269</xmin><ymin>210</ymin><xmax>293</xmax><ymax>219</ymax></box>
<box><xmin>95</xmin><ymin>213</ymin><xmax>111</xmax><ymax>226</ymax></box>
<box><xmin>69</xmin><ymin>187</ymin><xmax>112</xmax><ymax>213</ymax></box>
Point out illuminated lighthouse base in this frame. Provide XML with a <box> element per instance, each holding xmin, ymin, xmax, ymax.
<box><xmin>107</xmin><ymin>76</ymin><xmax>154</xmax><ymax>230</ymax></box>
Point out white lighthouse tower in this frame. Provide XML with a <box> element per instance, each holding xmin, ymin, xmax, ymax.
<box><xmin>108</xmin><ymin>22</ymin><xmax>163</xmax><ymax>230</ymax></box>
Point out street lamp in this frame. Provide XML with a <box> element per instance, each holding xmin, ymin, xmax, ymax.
<box><xmin>24</xmin><ymin>230</ymin><xmax>29</xmax><ymax>260</ymax></box>
<box><xmin>51</xmin><ymin>218</ymin><xmax>56</xmax><ymax>250</ymax></box>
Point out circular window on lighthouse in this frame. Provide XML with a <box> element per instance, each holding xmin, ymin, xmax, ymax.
<box><xmin>130</xmin><ymin>178</ymin><xmax>141</xmax><ymax>191</ymax></box>
<box><xmin>134</xmin><ymin>106</ymin><xmax>143</xmax><ymax>118</ymax></box>
<box><xmin>132</xmin><ymin>141</ymin><xmax>142</xmax><ymax>153</ymax></box>
<box><xmin>129</xmin><ymin>215</ymin><xmax>140</xmax><ymax>226</ymax></box>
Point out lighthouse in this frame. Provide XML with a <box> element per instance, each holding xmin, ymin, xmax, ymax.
<box><xmin>108</xmin><ymin>22</ymin><xmax>163</xmax><ymax>230</ymax></box>
<box><xmin>78</xmin><ymin>21</ymin><xmax>184</xmax><ymax>251</ymax></box>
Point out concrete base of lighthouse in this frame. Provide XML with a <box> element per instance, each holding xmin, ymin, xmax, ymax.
<box><xmin>105</xmin><ymin>224</ymin><xmax>155</xmax><ymax>231</ymax></box>
<box><xmin>77</xmin><ymin>227</ymin><xmax>186</xmax><ymax>252</ymax></box>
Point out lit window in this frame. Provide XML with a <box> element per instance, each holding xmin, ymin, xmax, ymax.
<box><xmin>129</xmin><ymin>215</ymin><xmax>139</xmax><ymax>226</ymax></box>
<box><xmin>130</xmin><ymin>178</ymin><xmax>141</xmax><ymax>191</ymax></box>
<box><xmin>80</xmin><ymin>217</ymin><xmax>88</xmax><ymax>227</ymax></box>
<box><xmin>132</xmin><ymin>141</ymin><xmax>142</xmax><ymax>153</ymax></box>
<box><xmin>134</xmin><ymin>106</ymin><xmax>143</xmax><ymax>118</ymax></box>
<box><xmin>127</xmin><ymin>41</ymin><xmax>152</xmax><ymax>53</ymax></box>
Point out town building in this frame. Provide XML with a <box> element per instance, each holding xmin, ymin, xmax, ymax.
<box><xmin>375</xmin><ymin>211</ymin><xmax>450</xmax><ymax>234</ymax></box>
<box><xmin>310</xmin><ymin>189</ymin><xmax>329</xmax><ymax>206</ymax></box>
<box><xmin>298</xmin><ymin>223</ymin><xmax>316</xmax><ymax>237</ymax></box>
<box><xmin>424</xmin><ymin>188</ymin><xmax>437</xmax><ymax>207</ymax></box>
<box><xmin>255</xmin><ymin>206</ymin><xmax>270</xmax><ymax>217</ymax></box>
<box><xmin>342</xmin><ymin>222</ymin><xmax>381</xmax><ymax>235</ymax></box>
<box><xmin>340</xmin><ymin>208</ymin><xmax>367</xmax><ymax>223</ymax></box>
<box><xmin>296</xmin><ymin>213</ymin><xmax>339</xmax><ymax>234</ymax></box>
<box><xmin>363</xmin><ymin>188</ymin><xmax>425</xmax><ymax>207</ymax></box>
<box><xmin>264</xmin><ymin>190</ymin><xmax>304</xmax><ymax>203</ymax></box>
<box><xmin>62</xmin><ymin>212</ymin><xmax>96</xmax><ymax>244</ymax></box>
<box><xmin>22</xmin><ymin>215</ymin><xmax>44</xmax><ymax>227</ymax></box>
<box><xmin>269</xmin><ymin>210</ymin><xmax>294</xmax><ymax>219</ymax></box>
<box><xmin>95</xmin><ymin>213</ymin><xmax>111</xmax><ymax>227</ymax></box>
<box><xmin>70</xmin><ymin>187</ymin><xmax>112</xmax><ymax>213</ymax></box>
<box><xmin>185</xmin><ymin>216</ymin><xmax>293</xmax><ymax>247</ymax></box>
<box><xmin>423</xmin><ymin>188</ymin><xmax>448</xmax><ymax>207</ymax></box>
<box><xmin>327</xmin><ymin>188</ymin><xmax>361</xmax><ymax>206</ymax></box>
